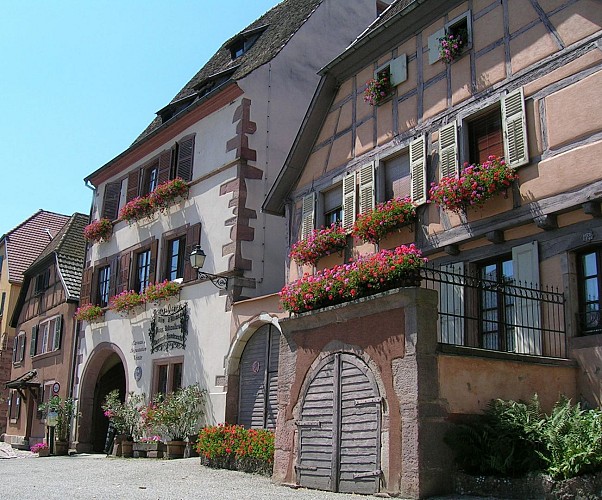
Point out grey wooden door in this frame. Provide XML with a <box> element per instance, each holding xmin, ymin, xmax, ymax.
<box><xmin>297</xmin><ymin>353</ymin><xmax>381</xmax><ymax>494</ymax></box>
<box><xmin>238</xmin><ymin>324</ymin><xmax>279</xmax><ymax>429</ymax></box>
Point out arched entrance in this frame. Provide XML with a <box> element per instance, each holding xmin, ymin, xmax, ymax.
<box><xmin>238</xmin><ymin>323</ymin><xmax>279</xmax><ymax>429</ymax></box>
<box><xmin>297</xmin><ymin>353</ymin><xmax>382</xmax><ymax>494</ymax></box>
<box><xmin>76</xmin><ymin>344</ymin><xmax>126</xmax><ymax>453</ymax></box>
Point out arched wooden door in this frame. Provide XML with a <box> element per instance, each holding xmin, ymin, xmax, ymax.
<box><xmin>297</xmin><ymin>353</ymin><xmax>382</xmax><ymax>494</ymax></box>
<box><xmin>238</xmin><ymin>324</ymin><xmax>279</xmax><ymax>429</ymax></box>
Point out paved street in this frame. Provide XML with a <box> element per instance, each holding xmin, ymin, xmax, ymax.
<box><xmin>1</xmin><ymin>452</ymin><xmax>475</xmax><ymax>500</ymax></box>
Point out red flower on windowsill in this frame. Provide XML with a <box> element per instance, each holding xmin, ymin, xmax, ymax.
<box><xmin>289</xmin><ymin>224</ymin><xmax>348</xmax><ymax>266</ymax></box>
<box><xmin>353</xmin><ymin>197</ymin><xmax>416</xmax><ymax>244</ymax></box>
<box><xmin>83</xmin><ymin>218</ymin><xmax>113</xmax><ymax>243</ymax></box>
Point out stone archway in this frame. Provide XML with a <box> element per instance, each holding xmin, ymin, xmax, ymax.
<box><xmin>75</xmin><ymin>343</ymin><xmax>127</xmax><ymax>453</ymax></box>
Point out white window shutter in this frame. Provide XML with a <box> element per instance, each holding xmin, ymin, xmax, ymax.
<box><xmin>53</xmin><ymin>315</ymin><xmax>62</xmax><ymax>351</ymax></box>
<box><xmin>389</xmin><ymin>55</ymin><xmax>407</xmax><ymax>86</ymax></box>
<box><xmin>300</xmin><ymin>193</ymin><xmax>316</xmax><ymax>240</ymax></box>
<box><xmin>439</xmin><ymin>262</ymin><xmax>465</xmax><ymax>345</ymax></box>
<box><xmin>439</xmin><ymin>122</ymin><xmax>458</xmax><ymax>179</ymax></box>
<box><xmin>342</xmin><ymin>173</ymin><xmax>356</xmax><ymax>232</ymax></box>
<box><xmin>358</xmin><ymin>163</ymin><xmax>375</xmax><ymax>216</ymax></box>
<box><xmin>501</xmin><ymin>87</ymin><xmax>529</xmax><ymax>168</ymax></box>
<box><xmin>410</xmin><ymin>136</ymin><xmax>427</xmax><ymax>205</ymax></box>
<box><xmin>512</xmin><ymin>241</ymin><xmax>541</xmax><ymax>355</ymax></box>
<box><xmin>428</xmin><ymin>28</ymin><xmax>446</xmax><ymax>64</ymax></box>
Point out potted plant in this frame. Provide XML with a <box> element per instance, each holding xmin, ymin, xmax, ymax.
<box><xmin>30</xmin><ymin>442</ymin><xmax>50</xmax><ymax>457</ymax></box>
<box><xmin>108</xmin><ymin>290</ymin><xmax>145</xmax><ymax>315</ymax></box>
<box><xmin>83</xmin><ymin>218</ymin><xmax>113</xmax><ymax>243</ymax></box>
<box><xmin>438</xmin><ymin>29</ymin><xmax>467</xmax><ymax>64</ymax></box>
<box><xmin>148</xmin><ymin>177</ymin><xmax>189</xmax><ymax>213</ymax></box>
<box><xmin>74</xmin><ymin>304</ymin><xmax>104</xmax><ymax>323</ymax></box>
<box><xmin>353</xmin><ymin>197</ymin><xmax>416</xmax><ymax>244</ymax></box>
<box><xmin>280</xmin><ymin>243</ymin><xmax>427</xmax><ymax>313</ymax></box>
<box><xmin>118</xmin><ymin>196</ymin><xmax>155</xmax><ymax>224</ymax></box>
<box><xmin>289</xmin><ymin>223</ymin><xmax>348</xmax><ymax>266</ymax></box>
<box><xmin>363</xmin><ymin>72</ymin><xmax>393</xmax><ymax>106</ymax></box>
<box><xmin>38</xmin><ymin>396</ymin><xmax>77</xmax><ymax>455</ymax></box>
<box><xmin>428</xmin><ymin>156</ymin><xmax>518</xmax><ymax>214</ymax></box>
<box><xmin>143</xmin><ymin>280</ymin><xmax>180</xmax><ymax>304</ymax></box>
<box><xmin>102</xmin><ymin>390</ymin><xmax>145</xmax><ymax>457</ymax></box>
<box><xmin>156</xmin><ymin>384</ymin><xmax>207</xmax><ymax>459</ymax></box>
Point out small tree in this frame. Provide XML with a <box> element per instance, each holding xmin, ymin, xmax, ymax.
<box><xmin>156</xmin><ymin>384</ymin><xmax>207</xmax><ymax>441</ymax></box>
<box><xmin>39</xmin><ymin>395</ymin><xmax>77</xmax><ymax>442</ymax></box>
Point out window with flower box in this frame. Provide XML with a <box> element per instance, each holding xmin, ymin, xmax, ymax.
<box><xmin>30</xmin><ymin>315</ymin><xmax>63</xmax><ymax>356</ymax></box>
<box><xmin>438</xmin><ymin>87</ymin><xmax>529</xmax><ymax>180</ymax></box>
<box><xmin>428</xmin><ymin>11</ymin><xmax>472</xmax><ymax>64</ymax></box>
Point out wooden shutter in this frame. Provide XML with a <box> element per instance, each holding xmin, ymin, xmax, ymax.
<box><xmin>157</xmin><ymin>150</ymin><xmax>172</xmax><ymax>185</ymax></box>
<box><xmin>117</xmin><ymin>252</ymin><xmax>131</xmax><ymax>294</ymax></box>
<box><xmin>30</xmin><ymin>325</ymin><xmax>38</xmax><ymax>357</ymax></box>
<box><xmin>108</xmin><ymin>256</ymin><xmax>119</xmax><ymax>299</ymax></box>
<box><xmin>101</xmin><ymin>182</ymin><xmax>121</xmax><ymax>221</ymax></box>
<box><xmin>300</xmin><ymin>193</ymin><xmax>315</xmax><ymax>240</ymax></box>
<box><xmin>19</xmin><ymin>333</ymin><xmax>26</xmax><ymax>362</ymax></box>
<box><xmin>358</xmin><ymin>163</ymin><xmax>375</xmax><ymax>216</ymax></box>
<box><xmin>176</xmin><ymin>134</ymin><xmax>195</xmax><ymax>182</ymax></box>
<box><xmin>12</xmin><ymin>335</ymin><xmax>17</xmax><ymax>362</ymax></box>
<box><xmin>502</xmin><ymin>87</ymin><xmax>529</xmax><ymax>168</ymax></box>
<box><xmin>79</xmin><ymin>267</ymin><xmax>93</xmax><ymax>307</ymax></box>
<box><xmin>183</xmin><ymin>223</ymin><xmax>202</xmax><ymax>282</ymax></box>
<box><xmin>53</xmin><ymin>315</ymin><xmax>63</xmax><ymax>351</ymax></box>
<box><xmin>410</xmin><ymin>135</ymin><xmax>427</xmax><ymax>205</ymax></box>
<box><xmin>0</xmin><ymin>291</ymin><xmax>5</xmax><ymax>317</ymax></box>
<box><xmin>14</xmin><ymin>391</ymin><xmax>21</xmax><ymax>420</ymax></box>
<box><xmin>439</xmin><ymin>122</ymin><xmax>458</xmax><ymax>178</ymax></box>
<box><xmin>148</xmin><ymin>239</ymin><xmax>159</xmax><ymax>285</ymax></box>
<box><xmin>512</xmin><ymin>242</ymin><xmax>541</xmax><ymax>355</ymax></box>
<box><xmin>342</xmin><ymin>173</ymin><xmax>356</xmax><ymax>232</ymax></box>
<box><xmin>126</xmin><ymin>169</ymin><xmax>140</xmax><ymax>202</ymax></box>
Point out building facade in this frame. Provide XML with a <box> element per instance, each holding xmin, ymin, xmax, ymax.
<box><xmin>4</xmin><ymin>213</ymin><xmax>86</xmax><ymax>448</ymax></box>
<box><xmin>264</xmin><ymin>0</ymin><xmax>602</xmax><ymax>496</ymax></box>
<box><xmin>73</xmin><ymin>0</ymin><xmax>379</xmax><ymax>452</ymax></box>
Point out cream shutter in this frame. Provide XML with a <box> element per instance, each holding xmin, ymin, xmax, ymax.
<box><xmin>410</xmin><ymin>136</ymin><xmax>427</xmax><ymax>205</ymax></box>
<box><xmin>512</xmin><ymin>242</ymin><xmax>541</xmax><ymax>355</ymax></box>
<box><xmin>501</xmin><ymin>87</ymin><xmax>529</xmax><ymax>168</ymax></box>
<box><xmin>358</xmin><ymin>163</ymin><xmax>375</xmax><ymax>216</ymax></box>
<box><xmin>342</xmin><ymin>173</ymin><xmax>356</xmax><ymax>232</ymax></box>
<box><xmin>438</xmin><ymin>122</ymin><xmax>458</xmax><ymax>178</ymax></box>
<box><xmin>300</xmin><ymin>193</ymin><xmax>315</xmax><ymax>240</ymax></box>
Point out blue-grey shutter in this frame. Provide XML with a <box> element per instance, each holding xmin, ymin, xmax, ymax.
<box><xmin>30</xmin><ymin>325</ymin><xmax>38</xmax><ymax>357</ymax></box>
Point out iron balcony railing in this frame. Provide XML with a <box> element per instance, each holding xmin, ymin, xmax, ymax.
<box><xmin>420</xmin><ymin>265</ymin><xmax>567</xmax><ymax>359</ymax></box>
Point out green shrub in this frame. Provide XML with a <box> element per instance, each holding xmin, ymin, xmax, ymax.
<box><xmin>446</xmin><ymin>396</ymin><xmax>602</xmax><ymax>480</ymax></box>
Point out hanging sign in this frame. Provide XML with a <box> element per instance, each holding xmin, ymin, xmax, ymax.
<box><xmin>149</xmin><ymin>304</ymin><xmax>188</xmax><ymax>353</ymax></box>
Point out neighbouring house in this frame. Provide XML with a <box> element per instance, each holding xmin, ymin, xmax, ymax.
<box><xmin>73</xmin><ymin>0</ymin><xmax>379</xmax><ymax>452</ymax></box>
<box><xmin>0</xmin><ymin>210</ymin><xmax>70</xmax><ymax>438</ymax></box>
<box><xmin>4</xmin><ymin>213</ymin><xmax>87</xmax><ymax>449</ymax></box>
<box><xmin>262</xmin><ymin>0</ymin><xmax>602</xmax><ymax>496</ymax></box>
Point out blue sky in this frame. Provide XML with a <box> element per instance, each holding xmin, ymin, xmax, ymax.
<box><xmin>0</xmin><ymin>0</ymin><xmax>280</xmax><ymax>235</ymax></box>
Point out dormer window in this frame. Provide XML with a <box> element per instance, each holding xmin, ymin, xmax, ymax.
<box><xmin>226</xmin><ymin>25</ymin><xmax>268</xmax><ymax>60</ymax></box>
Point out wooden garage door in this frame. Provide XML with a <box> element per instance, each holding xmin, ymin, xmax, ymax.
<box><xmin>238</xmin><ymin>324</ymin><xmax>279</xmax><ymax>429</ymax></box>
<box><xmin>297</xmin><ymin>353</ymin><xmax>381</xmax><ymax>494</ymax></box>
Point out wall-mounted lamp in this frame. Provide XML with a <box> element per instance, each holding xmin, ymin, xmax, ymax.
<box><xmin>189</xmin><ymin>244</ymin><xmax>229</xmax><ymax>290</ymax></box>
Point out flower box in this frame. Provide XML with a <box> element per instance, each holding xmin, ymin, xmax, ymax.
<box><xmin>74</xmin><ymin>304</ymin><xmax>104</xmax><ymax>323</ymax></box>
<box><xmin>108</xmin><ymin>290</ymin><xmax>145</xmax><ymax>314</ymax></box>
<box><xmin>290</xmin><ymin>224</ymin><xmax>348</xmax><ymax>267</ymax></box>
<box><xmin>144</xmin><ymin>280</ymin><xmax>180</xmax><ymax>304</ymax></box>
<box><xmin>428</xmin><ymin>156</ymin><xmax>518</xmax><ymax>214</ymax></box>
<box><xmin>118</xmin><ymin>178</ymin><xmax>189</xmax><ymax>224</ymax></box>
<box><xmin>353</xmin><ymin>197</ymin><xmax>416</xmax><ymax>244</ymax></box>
<box><xmin>280</xmin><ymin>244</ymin><xmax>426</xmax><ymax>313</ymax></box>
<box><xmin>83</xmin><ymin>218</ymin><xmax>113</xmax><ymax>243</ymax></box>
<box><xmin>364</xmin><ymin>68</ymin><xmax>393</xmax><ymax>106</ymax></box>
<box><xmin>438</xmin><ymin>29</ymin><xmax>467</xmax><ymax>64</ymax></box>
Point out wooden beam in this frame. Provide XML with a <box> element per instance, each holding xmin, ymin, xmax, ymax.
<box><xmin>486</xmin><ymin>230</ymin><xmax>504</xmax><ymax>244</ymax></box>
<box><xmin>534</xmin><ymin>214</ymin><xmax>558</xmax><ymax>230</ymax></box>
<box><xmin>583</xmin><ymin>201</ymin><xmax>602</xmax><ymax>218</ymax></box>
<box><xmin>444</xmin><ymin>244</ymin><xmax>460</xmax><ymax>256</ymax></box>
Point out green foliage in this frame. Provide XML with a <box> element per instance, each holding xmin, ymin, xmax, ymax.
<box><xmin>101</xmin><ymin>390</ymin><xmax>146</xmax><ymax>439</ymax></box>
<box><xmin>39</xmin><ymin>395</ymin><xmax>77</xmax><ymax>442</ymax></box>
<box><xmin>196</xmin><ymin>424</ymin><xmax>274</xmax><ymax>464</ymax></box>
<box><xmin>446</xmin><ymin>395</ymin><xmax>602</xmax><ymax>481</ymax></box>
<box><xmin>155</xmin><ymin>384</ymin><xmax>207</xmax><ymax>440</ymax></box>
<box><xmin>538</xmin><ymin>397</ymin><xmax>602</xmax><ymax>480</ymax></box>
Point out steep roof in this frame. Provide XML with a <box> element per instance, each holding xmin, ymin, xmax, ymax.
<box><xmin>134</xmin><ymin>0</ymin><xmax>322</xmax><ymax>143</ymax></box>
<box><xmin>1</xmin><ymin>210</ymin><xmax>70</xmax><ymax>284</ymax></box>
<box><xmin>28</xmin><ymin>212</ymin><xmax>88</xmax><ymax>300</ymax></box>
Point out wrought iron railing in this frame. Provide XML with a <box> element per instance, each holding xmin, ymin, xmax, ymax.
<box><xmin>420</xmin><ymin>265</ymin><xmax>567</xmax><ymax>359</ymax></box>
<box><xmin>578</xmin><ymin>308</ymin><xmax>602</xmax><ymax>336</ymax></box>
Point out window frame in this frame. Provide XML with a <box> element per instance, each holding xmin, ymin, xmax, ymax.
<box><xmin>97</xmin><ymin>265</ymin><xmax>111</xmax><ymax>308</ymax></box>
<box><xmin>13</xmin><ymin>331</ymin><xmax>26</xmax><ymax>364</ymax></box>
<box><xmin>33</xmin><ymin>315</ymin><xmax>62</xmax><ymax>356</ymax></box>
<box><xmin>152</xmin><ymin>357</ymin><xmax>184</xmax><ymax>397</ymax></box>
<box><xmin>134</xmin><ymin>248</ymin><xmax>152</xmax><ymax>294</ymax></box>
<box><xmin>578</xmin><ymin>247</ymin><xmax>602</xmax><ymax>335</ymax></box>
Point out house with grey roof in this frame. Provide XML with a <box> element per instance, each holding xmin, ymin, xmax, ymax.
<box><xmin>74</xmin><ymin>0</ymin><xmax>379</xmax><ymax>452</ymax></box>
<box><xmin>0</xmin><ymin>210</ymin><xmax>69</xmax><ymax>437</ymax></box>
<box><xmin>4</xmin><ymin>212</ymin><xmax>87</xmax><ymax>449</ymax></box>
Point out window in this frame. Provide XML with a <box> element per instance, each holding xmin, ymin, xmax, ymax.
<box><xmin>479</xmin><ymin>257</ymin><xmax>516</xmax><ymax>352</ymax></box>
<box><xmin>31</xmin><ymin>316</ymin><xmax>62</xmax><ymax>356</ymax></box>
<box><xmin>428</xmin><ymin>11</ymin><xmax>472</xmax><ymax>64</ymax></box>
<box><xmin>153</xmin><ymin>359</ymin><xmax>183</xmax><ymax>396</ymax></box>
<box><xmin>97</xmin><ymin>265</ymin><xmax>111</xmax><ymax>307</ymax></box>
<box><xmin>142</xmin><ymin>161</ymin><xmax>159</xmax><ymax>196</ymax></box>
<box><xmin>8</xmin><ymin>390</ymin><xmax>20</xmax><ymax>421</ymax></box>
<box><xmin>35</xmin><ymin>269</ymin><xmax>50</xmax><ymax>296</ymax></box>
<box><xmin>322</xmin><ymin>187</ymin><xmax>343</xmax><ymax>227</ymax></box>
<box><xmin>579</xmin><ymin>249</ymin><xmax>602</xmax><ymax>335</ymax></box>
<box><xmin>166</xmin><ymin>237</ymin><xmax>185</xmax><ymax>281</ymax></box>
<box><xmin>135</xmin><ymin>249</ymin><xmax>152</xmax><ymax>293</ymax></box>
<box><xmin>438</xmin><ymin>87</ymin><xmax>529</xmax><ymax>179</ymax></box>
<box><xmin>383</xmin><ymin>153</ymin><xmax>410</xmax><ymax>201</ymax></box>
<box><xmin>226</xmin><ymin>26</ymin><xmax>266</xmax><ymax>60</ymax></box>
<box><xmin>12</xmin><ymin>331</ymin><xmax>26</xmax><ymax>363</ymax></box>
